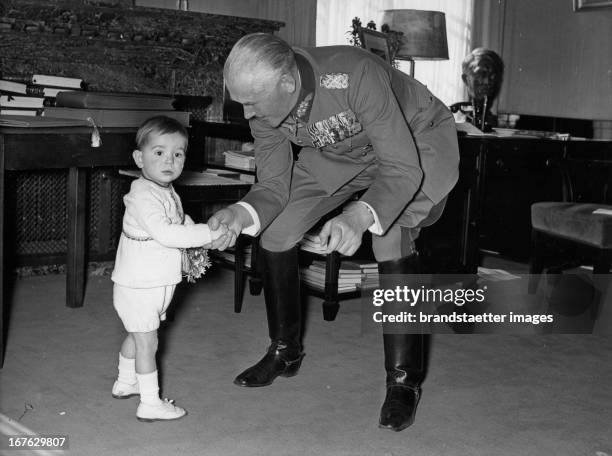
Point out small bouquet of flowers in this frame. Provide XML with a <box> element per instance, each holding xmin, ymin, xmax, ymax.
<box><xmin>181</xmin><ymin>247</ymin><xmax>211</xmax><ymax>283</ymax></box>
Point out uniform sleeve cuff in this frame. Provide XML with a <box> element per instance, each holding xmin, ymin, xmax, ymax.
<box><xmin>358</xmin><ymin>201</ymin><xmax>383</xmax><ymax>235</ymax></box>
<box><xmin>235</xmin><ymin>201</ymin><xmax>261</xmax><ymax>236</ymax></box>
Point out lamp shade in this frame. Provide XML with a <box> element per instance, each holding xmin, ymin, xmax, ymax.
<box><xmin>382</xmin><ymin>9</ymin><xmax>449</xmax><ymax>61</ymax></box>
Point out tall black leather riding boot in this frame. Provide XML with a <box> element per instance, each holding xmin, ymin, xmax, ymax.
<box><xmin>378</xmin><ymin>254</ymin><xmax>428</xmax><ymax>431</ymax></box>
<box><xmin>234</xmin><ymin>246</ymin><xmax>304</xmax><ymax>387</ymax></box>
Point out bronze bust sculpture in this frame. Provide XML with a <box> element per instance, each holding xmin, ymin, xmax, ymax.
<box><xmin>451</xmin><ymin>48</ymin><xmax>504</xmax><ymax>132</ymax></box>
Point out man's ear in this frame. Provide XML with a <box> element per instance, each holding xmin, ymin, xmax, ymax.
<box><xmin>132</xmin><ymin>149</ymin><xmax>144</xmax><ymax>169</ymax></box>
<box><xmin>279</xmin><ymin>73</ymin><xmax>297</xmax><ymax>94</ymax></box>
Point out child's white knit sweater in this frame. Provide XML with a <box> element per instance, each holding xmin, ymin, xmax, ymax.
<box><xmin>112</xmin><ymin>177</ymin><xmax>212</xmax><ymax>288</ymax></box>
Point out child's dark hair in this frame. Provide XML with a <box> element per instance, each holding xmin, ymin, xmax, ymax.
<box><xmin>135</xmin><ymin>116</ymin><xmax>189</xmax><ymax>150</ymax></box>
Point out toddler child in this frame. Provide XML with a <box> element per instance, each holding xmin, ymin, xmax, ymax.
<box><xmin>111</xmin><ymin>116</ymin><xmax>227</xmax><ymax>422</ymax></box>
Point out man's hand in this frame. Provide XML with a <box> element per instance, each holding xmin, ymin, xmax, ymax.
<box><xmin>315</xmin><ymin>202</ymin><xmax>374</xmax><ymax>256</ymax></box>
<box><xmin>207</xmin><ymin>204</ymin><xmax>253</xmax><ymax>250</ymax></box>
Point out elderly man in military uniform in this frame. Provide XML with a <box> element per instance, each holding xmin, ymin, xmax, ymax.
<box><xmin>208</xmin><ymin>33</ymin><xmax>459</xmax><ymax>432</ymax></box>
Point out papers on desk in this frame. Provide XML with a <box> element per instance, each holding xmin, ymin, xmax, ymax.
<box><xmin>118</xmin><ymin>169</ymin><xmax>248</xmax><ymax>186</ymax></box>
<box><xmin>492</xmin><ymin>128</ymin><xmax>571</xmax><ymax>140</ymax></box>
<box><xmin>455</xmin><ymin>121</ymin><xmax>485</xmax><ymax>136</ymax></box>
<box><xmin>455</xmin><ymin>122</ymin><xmax>571</xmax><ymax>140</ymax></box>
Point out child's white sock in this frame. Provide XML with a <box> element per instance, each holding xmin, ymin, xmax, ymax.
<box><xmin>136</xmin><ymin>371</ymin><xmax>163</xmax><ymax>406</ymax></box>
<box><xmin>117</xmin><ymin>353</ymin><xmax>137</xmax><ymax>386</ymax></box>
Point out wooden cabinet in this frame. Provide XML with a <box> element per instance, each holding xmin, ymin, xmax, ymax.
<box><xmin>478</xmin><ymin>138</ymin><xmax>565</xmax><ymax>260</ymax></box>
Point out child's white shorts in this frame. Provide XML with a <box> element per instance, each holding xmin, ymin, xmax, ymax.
<box><xmin>113</xmin><ymin>284</ymin><xmax>177</xmax><ymax>333</ymax></box>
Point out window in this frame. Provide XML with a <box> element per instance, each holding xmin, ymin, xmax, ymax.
<box><xmin>316</xmin><ymin>0</ymin><xmax>474</xmax><ymax>106</ymax></box>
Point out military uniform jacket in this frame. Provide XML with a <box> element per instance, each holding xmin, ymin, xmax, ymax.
<box><xmin>241</xmin><ymin>45</ymin><xmax>460</xmax><ymax>234</ymax></box>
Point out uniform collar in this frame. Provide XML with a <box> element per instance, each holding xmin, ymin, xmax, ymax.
<box><xmin>291</xmin><ymin>53</ymin><xmax>315</xmax><ymax>122</ymax></box>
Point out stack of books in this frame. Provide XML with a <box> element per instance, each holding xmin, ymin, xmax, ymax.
<box><xmin>212</xmin><ymin>243</ymin><xmax>253</xmax><ymax>269</ymax></box>
<box><xmin>298</xmin><ymin>233</ymin><xmax>380</xmax><ymax>291</ymax></box>
<box><xmin>358</xmin><ymin>261</ymin><xmax>379</xmax><ymax>289</ymax></box>
<box><xmin>0</xmin><ymin>74</ymin><xmax>85</xmax><ymax>116</ymax></box>
<box><xmin>223</xmin><ymin>150</ymin><xmax>255</xmax><ymax>171</ymax></box>
<box><xmin>300</xmin><ymin>258</ymin><xmax>379</xmax><ymax>292</ymax></box>
<box><xmin>1</xmin><ymin>73</ymin><xmax>190</xmax><ymax>127</ymax></box>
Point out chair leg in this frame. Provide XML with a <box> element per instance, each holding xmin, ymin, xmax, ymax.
<box><xmin>234</xmin><ymin>241</ymin><xmax>246</xmax><ymax>313</ymax></box>
<box><xmin>322</xmin><ymin>251</ymin><xmax>341</xmax><ymax>321</ymax></box>
<box><xmin>593</xmin><ymin>249</ymin><xmax>611</xmax><ymax>274</ymax></box>
<box><xmin>592</xmin><ymin>249</ymin><xmax>612</xmax><ymax>320</ymax></box>
<box><xmin>322</xmin><ymin>300</ymin><xmax>340</xmax><ymax>322</ymax></box>
<box><xmin>528</xmin><ymin>229</ymin><xmax>546</xmax><ymax>294</ymax></box>
<box><xmin>249</xmin><ymin>277</ymin><xmax>263</xmax><ymax>295</ymax></box>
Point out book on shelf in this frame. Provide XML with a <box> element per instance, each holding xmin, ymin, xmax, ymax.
<box><xmin>239</xmin><ymin>173</ymin><xmax>256</xmax><ymax>184</ymax></box>
<box><xmin>55</xmin><ymin>91</ymin><xmax>176</xmax><ymax>110</ymax></box>
<box><xmin>223</xmin><ymin>150</ymin><xmax>255</xmax><ymax>171</ymax></box>
<box><xmin>343</xmin><ymin>259</ymin><xmax>378</xmax><ymax>273</ymax></box>
<box><xmin>204</xmin><ymin>167</ymin><xmax>243</xmax><ymax>179</ymax></box>
<box><xmin>25</xmin><ymin>86</ymin><xmax>78</xmax><ymax>98</ymax></box>
<box><xmin>0</xmin><ymin>108</ymin><xmax>41</xmax><ymax>117</ymax></box>
<box><xmin>205</xmin><ymin>167</ymin><xmax>255</xmax><ymax>184</ymax></box>
<box><xmin>42</xmin><ymin>107</ymin><xmax>190</xmax><ymax>127</ymax></box>
<box><xmin>1</xmin><ymin>73</ymin><xmax>86</xmax><ymax>89</ymax></box>
<box><xmin>212</xmin><ymin>245</ymin><xmax>253</xmax><ymax>269</ymax></box>
<box><xmin>299</xmin><ymin>274</ymin><xmax>359</xmax><ymax>292</ymax></box>
<box><xmin>301</xmin><ymin>268</ymin><xmax>362</xmax><ymax>285</ymax></box>
<box><xmin>299</xmin><ymin>254</ymin><xmax>380</xmax><ymax>291</ymax></box>
<box><xmin>311</xmin><ymin>259</ymin><xmax>377</xmax><ymax>274</ymax></box>
<box><xmin>0</xmin><ymin>79</ymin><xmax>28</xmax><ymax>95</ymax></box>
<box><xmin>32</xmin><ymin>74</ymin><xmax>85</xmax><ymax>89</ymax></box>
<box><xmin>299</xmin><ymin>258</ymin><xmax>370</xmax><ymax>293</ymax></box>
<box><xmin>0</xmin><ymin>114</ymin><xmax>90</xmax><ymax>128</ymax></box>
<box><xmin>0</xmin><ymin>95</ymin><xmax>54</xmax><ymax>108</ymax></box>
<box><xmin>307</xmin><ymin>262</ymin><xmax>362</xmax><ymax>278</ymax></box>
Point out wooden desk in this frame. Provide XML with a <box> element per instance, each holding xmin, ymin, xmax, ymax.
<box><xmin>0</xmin><ymin>126</ymin><xmax>135</xmax><ymax>366</ymax></box>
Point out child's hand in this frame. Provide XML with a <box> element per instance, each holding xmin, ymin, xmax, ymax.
<box><xmin>210</xmin><ymin>222</ymin><xmax>229</xmax><ymax>242</ymax></box>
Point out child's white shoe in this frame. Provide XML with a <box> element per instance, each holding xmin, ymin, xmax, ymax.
<box><xmin>136</xmin><ymin>399</ymin><xmax>187</xmax><ymax>422</ymax></box>
<box><xmin>112</xmin><ymin>381</ymin><xmax>140</xmax><ymax>399</ymax></box>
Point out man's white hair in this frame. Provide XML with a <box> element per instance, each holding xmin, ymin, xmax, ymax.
<box><xmin>224</xmin><ymin>33</ymin><xmax>296</xmax><ymax>90</ymax></box>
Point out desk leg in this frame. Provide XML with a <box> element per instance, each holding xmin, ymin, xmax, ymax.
<box><xmin>66</xmin><ymin>167</ymin><xmax>87</xmax><ymax>308</ymax></box>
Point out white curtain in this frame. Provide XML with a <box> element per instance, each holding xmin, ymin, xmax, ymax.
<box><xmin>316</xmin><ymin>0</ymin><xmax>473</xmax><ymax>105</ymax></box>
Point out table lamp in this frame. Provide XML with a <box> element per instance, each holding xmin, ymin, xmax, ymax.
<box><xmin>381</xmin><ymin>9</ymin><xmax>449</xmax><ymax>78</ymax></box>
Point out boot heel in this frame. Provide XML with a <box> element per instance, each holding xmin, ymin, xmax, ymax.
<box><xmin>281</xmin><ymin>354</ymin><xmax>304</xmax><ymax>377</ymax></box>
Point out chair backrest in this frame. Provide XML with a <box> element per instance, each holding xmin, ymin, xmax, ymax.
<box><xmin>562</xmin><ymin>141</ymin><xmax>612</xmax><ymax>204</ymax></box>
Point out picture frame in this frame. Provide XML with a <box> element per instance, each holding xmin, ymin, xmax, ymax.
<box><xmin>358</xmin><ymin>27</ymin><xmax>392</xmax><ymax>64</ymax></box>
<box><xmin>573</xmin><ymin>0</ymin><xmax>612</xmax><ymax>10</ymax></box>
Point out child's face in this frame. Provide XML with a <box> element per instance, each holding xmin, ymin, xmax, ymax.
<box><xmin>133</xmin><ymin>132</ymin><xmax>187</xmax><ymax>186</ymax></box>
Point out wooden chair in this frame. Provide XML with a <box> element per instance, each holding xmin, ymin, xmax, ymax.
<box><xmin>528</xmin><ymin>152</ymin><xmax>612</xmax><ymax>297</ymax></box>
